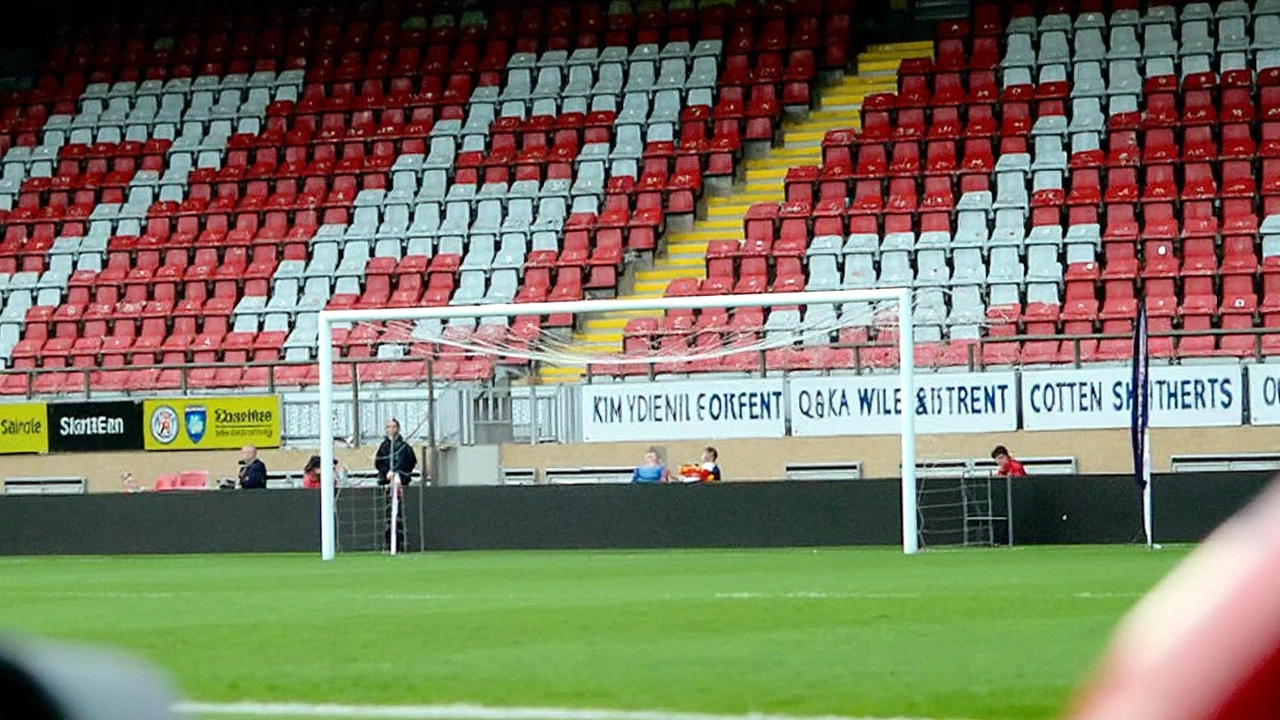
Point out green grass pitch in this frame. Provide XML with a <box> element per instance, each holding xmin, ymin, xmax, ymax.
<box><xmin>0</xmin><ymin>546</ymin><xmax>1187</xmax><ymax>720</ymax></box>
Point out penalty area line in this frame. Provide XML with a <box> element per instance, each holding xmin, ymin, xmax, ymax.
<box><xmin>175</xmin><ymin>702</ymin><xmax>962</xmax><ymax>720</ymax></box>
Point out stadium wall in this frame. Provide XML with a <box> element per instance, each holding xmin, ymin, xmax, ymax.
<box><xmin>0</xmin><ymin>473</ymin><xmax>1272</xmax><ymax>555</ymax></box>
<box><xmin>498</xmin><ymin>426</ymin><xmax>1280</xmax><ymax>480</ymax></box>
<box><xmin>0</xmin><ymin>447</ymin><xmax>381</xmax><ymax>493</ymax></box>
<box><xmin>1</xmin><ymin>426</ymin><xmax>1277</xmax><ymax>492</ymax></box>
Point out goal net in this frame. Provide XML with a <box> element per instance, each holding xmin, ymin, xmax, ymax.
<box><xmin>315</xmin><ymin>288</ymin><xmax>921</xmax><ymax>560</ymax></box>
<box><xmin>332</xmin><ymin>430</ymin><xmax>429</xmax><ymax>556</ymax></box>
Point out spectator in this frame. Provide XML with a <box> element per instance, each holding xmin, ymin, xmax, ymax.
<box><xmin>238</xmin><ymin>445</ymin><xmax>268</xmax><ymax>489</ymax></box>
<box><xmin>991</xmin><ymin>445</ymin><xmax>1027</xmax><ymax>477</ymax></box>
<box><xmin>700</xmin><ymin>447</ymin><xmax>722</xmax><ymax>483</ymax></box>
<box><xmin>374</xmin><ymin>419</ymin><xmax>417</xmax><ymax>486</ymax></box>
<box><xmin>302</xmin><ymin>454</ymin><xmax>349</xmax><ymax>489</ymax></box>
<box><xmin>375</xmin><ymin>419</ymin><xmax>416</xmax><ymax>551</ymax></box>
<box><xmin>632</xmin><ymin>447</ymin><xmax>669</xmax><ymax>484</ymax></box>
<box><xmin>121</xmin><ymin>472</ymin><xmax>147</xmax><ymax>493</ymax></box>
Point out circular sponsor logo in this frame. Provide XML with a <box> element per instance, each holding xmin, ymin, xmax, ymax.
<box><xmin>149</xmin><ymin>405</ymin><xmax>180</xmax><ymax>445</ymax></box>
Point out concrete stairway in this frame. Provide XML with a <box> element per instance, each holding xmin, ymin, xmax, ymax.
<box><xmin>536</xmin><ymin>42</ymin><xmax>933</xmax><ymax>383</ymax></box>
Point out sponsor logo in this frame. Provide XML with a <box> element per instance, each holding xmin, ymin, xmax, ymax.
<box><xmin>59</xmin><ymin>415</ymin><xmax>126</xmax><ymax>436</ymax></box>
<box><xmin>149</xmin><ymin>405</ymin><xmax>180</xmax><ymax>445</ymax></box>
<box><xmin>184</xmin><ymin>405</ymin><xmax>207</xmax><ymax>445</ymax></box>
<box><xmin>0</xmin><ymin>417</ymin><xmax>43</xmax><ymax>436</ymax></box>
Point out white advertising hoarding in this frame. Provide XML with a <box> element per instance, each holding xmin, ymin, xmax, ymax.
<box><xmin>581</xmin><ymin>379</ymin><xmax>787</xmax><ymax>442</ymax></box>
<box><xmin>789</xmin><ymin>372</ymin><xmax>1018</xmax><ymax>437</ymax></box>
<box><xmin>1247</xmin><ymin>364</ymin><xmax>1280</xmax><ymax>425</ymax></box>
<box><xmin>1023</xmin><ymin>364</ymin><xmax>1243</xmax><ymax>431</ymax></box>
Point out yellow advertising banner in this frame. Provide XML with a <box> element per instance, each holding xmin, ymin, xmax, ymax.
<box><xmin>0</xmin><ymin>402</ymin><xmax>49</xmax><ymax>454</ymax></box>
<box><xmin>142</xmin><ymin>396</ymin><xmax>281</xmax><ymax>451</ymax></box>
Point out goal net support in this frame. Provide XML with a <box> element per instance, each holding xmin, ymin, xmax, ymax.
<box><xmin>916</xmin><ymin>470</ymin><xmax>1014</xmax><ymax>549</ymax></box>
<box><xmin>316</xmin><ymin>288</ymin><xmax>919</xmax><ymax>560</ymax></box>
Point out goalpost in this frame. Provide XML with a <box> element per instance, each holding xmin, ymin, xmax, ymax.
<box><xmin>316</xmin><ymin>288</ymin><xmax>919</xmax><ymax>560</ymax></box>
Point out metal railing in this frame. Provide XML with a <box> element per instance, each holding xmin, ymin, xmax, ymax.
<box><xmin>1</xmin><ymin>326</ymin><xmax>1277</xmax><ymax>447</ymax></box>
<box><xmin>581</xmin><ymin>326</ymin><xmax>1280</xmax><ymax>381</ymax></box>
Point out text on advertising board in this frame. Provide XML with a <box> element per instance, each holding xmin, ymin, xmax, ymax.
<box><xmin>789</xmin><ymin>373</ymin><xmax>1018</xmax><ymax>436</ymax></box>
<box><xmin>142</xmin><ymin>396</ymin><xmax>282</xmax><ymax>451</ymax></box>
<box><xmin>0</xmin><ymin>402</ymin><xmax>48</xmax><ymax>455</ymax></box>
<box><xmin>1021</xmin><ymin>365</ymin><xmax>1242</xmax><ymax>430</ymax></box>
<box><xmin>581</xmin><ymin>379</ymin><xmax>787</xmax><ymax>442</ymax></box>
<box><xmin>1247</xmin><ymin>364</ymin><xmax>1280</xmax><ymax>425</ymax></box>
<box><xmin>46</xmin><ymin>401</ymin><xmax>145</xmax><ymax>452</ymax></box>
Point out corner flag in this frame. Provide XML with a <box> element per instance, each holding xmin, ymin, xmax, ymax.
<box><xmin>1130</xmin><ymin>304</ymin><xmax>1153</xmax><ymax>546</ymax></box>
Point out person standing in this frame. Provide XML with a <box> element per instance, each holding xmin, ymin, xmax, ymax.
<box><xmin>375</xmin><ymin>419</ymin><xmax>417</xmax><ymax>551</ymax></box>
<box><xmin>238</xmin><ymin>445</ymin><xmax>268</xmax><ymax>489</ymax></box>
<box><xmin>375</xmin><ymin>419</ymin><xmax>417</xmax><ymax>486</ymax></box>
<box><xmin>991</xmin><ymin>445</ymin><xmax>1027</xmax><ymax>477</ymax></box>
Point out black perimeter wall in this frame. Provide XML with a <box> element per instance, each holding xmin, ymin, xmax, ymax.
<box><xmin>0</xmin><ymin>473</ymin><xmax>1274</xmax><ymax>555</ymax></box>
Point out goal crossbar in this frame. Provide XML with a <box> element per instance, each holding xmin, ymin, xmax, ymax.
<box><xmin>317</xmin><ymin>288</ymin><xmax>919</xmax><ymax>559</ymax></box>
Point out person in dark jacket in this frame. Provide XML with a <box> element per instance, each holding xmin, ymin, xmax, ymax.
<box><xmin>374</xmin><ymin>419</ymin><xmax>417</xmax><ymax>486</ymax></box>
<box><xmin>238</xmin><ymin>445</ymin><xmax>268</xmax><ymax>489</ymax></box>
<box><xmin>374</xmin><ymin>419</ymin><xmax>417</xmax><ymax>551</ymax></box>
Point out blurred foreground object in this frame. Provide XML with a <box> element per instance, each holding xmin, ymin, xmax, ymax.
<box><xmin>0</xmin><ymin>636</ymin><xmax>179</xmax><ymax>720</ymax></box>
<box><xmin>1068</xmin><ymin>479</ymin><xmax>1280</xmax><ymax>720</ymax></box>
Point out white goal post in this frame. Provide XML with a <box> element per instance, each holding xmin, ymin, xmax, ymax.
<box><xmin>317</xmin><ymin>288</ymin><xmax>919</xmax><ymax>560</ymax></box>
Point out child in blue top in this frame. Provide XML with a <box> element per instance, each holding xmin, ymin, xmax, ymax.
<box><xmin>699</xmin><ymin>447</ymin><xmax>722</xmax><ymax>483</ymax></box>
<box><xmin>632</xmin><ymin>448</ymin><xmax>668</xmax><ymax>484</ymax></box>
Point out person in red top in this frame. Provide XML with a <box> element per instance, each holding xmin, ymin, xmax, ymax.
<box><xmin>992</xmin><ymin>445</ymin><xmax>1027</xmax><ymax>477</ymax></box>
<box><xmin>302</xmin><ymin>455</ymin><xmax>348</xmax><ymax>489</ymax></box>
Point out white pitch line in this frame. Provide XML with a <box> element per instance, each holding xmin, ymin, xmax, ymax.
<box><xmin>714</xmin><ymin>592</ymin><xmax>922</xmax><ymax>600</ymax></box>
<box><xmin>175</xmin><ymin>702</ymin><xmax>959</xmax><ymax>720</ymax></box>
<box><xmin>5</xmin><ymin>591</ymin><xmax>180</xmax><ymax>599</ymax></box>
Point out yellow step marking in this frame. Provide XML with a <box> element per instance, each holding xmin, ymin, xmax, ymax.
<box><xmin>748</xmin><ymin>153</ymin><xmax>820</xmax><ymax>166</ymax></box>
<box><xmin>800</xmin><ymin>119</ymin><xmax>873</xmax><ymax>132</ymax></box>
<box><xmin>866</xmin><ymin>41</ymin><xmax>934</xmax><ymax>53</ymax></box>
<box><xmin>582</xmin><ymin>309</ymin><xmax>664</xmax><ymax>318</ymax></box>
<box><xmin>738</xmin><ymin>182</ymin><xmax>784</xmax><ymax>192</ymax></box>
<box><xmin>706</xmin><ymin>204</ymin><xmax>752</xmax><ymax>217</ymax></box>
<box><xmin>706</xmin><ymin>198</ymin><xmax>780</xmax><ymax>209</ymax></box>
<box><xmin>571</xmin><ymin>330</ymin><xmax>623</xmax><ymax>341</ymax></box>
<box><xmin>584</xmin><ymin>319</ymin><xmax>633</xmax><ymax>331</ymax></box>
<box><xmin>786</xmin><ymin>130</ymin><xmax>836</xmax><ymax>144</ymax></box>
<box><xmin>809</xmin><ymin>107</ymin><xmax>863</xmax><ymax>119</ymax></box>
<box><xmin>667</xmin><ymin>242</ymin><xmax>718</xmax><ymax>253</ymax></box>
<box><xmin>744</xmin><ymin>168</ymin><xmax>788</xmax><ymax>180</ymax></box>
<box><xmin>827</xmin><ymin>83</ymin><xmax>895</xmax><ymax>96</ymax></box>
<box><xmin>858</xmin><ymin>59</ymin><xmax>907</xmax><ymax>73</ymax></box>
<box><xmin>860</xmin><ymin>52</ymin><xmax>933</xmax><ymax>64</ymax></box>
<box><xmin>697</xmin><ymin>218</ymin><xmax>744</xmax><ymax>230</ymax></box>
<box><xmin>769</xmin><ymin>145</ymin><xmax>823</xmax><ymax>155</ymax></box>
<box><xmin>636</xmin><ymin>268</ymin><xmax>696</xmax><ymax>281</ymax></box>
<box><xmin>666</xmin><ymin>229</ymin><xmax>744</xmax><ymax>241</ymax></box>
<box><xmin>586</xmin><ymin>315</ymin><xmax>655</xmax><ymax>330</ymax></box>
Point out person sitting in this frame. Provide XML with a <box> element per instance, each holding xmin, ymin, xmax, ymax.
<box><xmin>302</xmin><ymin>455</ymin><xmax>349</xmax><ymax>489</ymax></box>
<box><xmin>238</xmin><ymin>445</ymin><xmax>268</xmax><ymax>489</ymax></box>
<box><xmin>121</xmin><ymin>472</ymin><xmax>147</xmax><ymax>493</ymax></box>
<box><xmin>632</xmin><ymin>447</ymin><xmax>669</xmax><ymax>484</ymax></box>
<box><xmin>699</xmin><ymin>447</ymin><xmax>722</xmax><ymax>483</ymax></box>
<box><xmin>991</xmin><ymin>445</ymin><xmax>1027</xmax><ymax>477</ymax></box>
<box><xmin>302</xmin><ymin>456</ymin><xmax>322</xmax><ymax>489</ymax></box>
